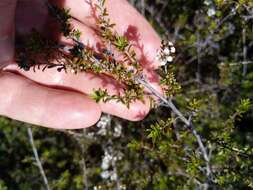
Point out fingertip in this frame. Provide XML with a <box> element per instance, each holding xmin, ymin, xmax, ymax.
<box><xmin>126</xmin><ymin>99</ymin><xmax>150</xmax><ymax>121</ymax></box>
<box><xmin>100</xmin><ymin>97</ymin><xmax>150</xmax><ymax>122</ymax></box>
<box><xmin>46</xmin><ymin>93</ymin><xmax>102</xmax><ymax>129</ymax></box>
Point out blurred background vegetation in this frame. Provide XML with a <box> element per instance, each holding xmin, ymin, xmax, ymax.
<box><xmin>0</xmin><ymin>0</ymin><xmax>253</xmax><ymax>189</ymax></box>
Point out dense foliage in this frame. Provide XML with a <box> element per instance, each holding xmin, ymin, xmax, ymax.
<box><xmin>0</xmin><ymin>0</ymin><xmax>253</xmax><ymax>189</ymax></box>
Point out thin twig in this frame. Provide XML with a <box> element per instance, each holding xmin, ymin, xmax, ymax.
<box><xmin>186</xmin><ymin>5</ymin><xmax>239</xmax><ymax>65</ymax></box>
<box><xmin>27</xmin><ymin>127</ymin><xmax>51</xmax><ymax>190</ymax></box>
<box><xmin>167</xmin><ymin>170</ymin><xmax>202</xmax><ymax>186</ymax></box>
<box><xmin>82</xmin><ymin>129</ymin><xmax>89</xmax><ymax>190</ymax></box>
<box><xmin>196</xmin><ymin>31</ymin><xmax>202</xmax><ymax>83</ymax></box>
<box><xmin>75</xmin><ymin>129</ymin><xmax>89</xmax><ymax>190</ymax></box>
<box><xmin>112</xmin><ymin>157</ymin><xmax>120</xmax><ymax>190</ymax></box>
<box><xmin>140</xmin><ymin>0</ymin><xmax>145</xmax><ymax>15</ymax></box>
<box><xmin>56</xmin><ymin>129</ymin><xmax>91</xmax><ymax>189</ymax></box>
<box><xmin>242</xmin><ymin>28</ymin><xmax>247</xmax><ymax>76</ymax></box>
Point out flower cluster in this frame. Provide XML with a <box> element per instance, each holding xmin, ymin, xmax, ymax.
<box><xmin>96</xmin><ymin>114</ymin><xmax>111</xmax><ymax>136</ymax></box>
<box><xmin>156</xmin><ymin>40</ymin><xmax>176</xmax><ymax>66</ymax></box>
<box><xmin>100</xmin><ymin>149</ymin><xmax>123</xmax><ymax>180</ymax></box>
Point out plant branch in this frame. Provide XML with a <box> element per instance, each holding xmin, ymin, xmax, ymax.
<box><xmin>27</xmin><ymin>127</ymin><xmax>51</xmax><ymax>190</ymax></box>
<box><xmin>135</xmin><ymin>75</ymin><xmax>212</xmax><ymax>180</ymax></box>
<box><xmin>75</xmin><ymin>129</ymin><xmax>89</xmax><ymax>190</ymax></box>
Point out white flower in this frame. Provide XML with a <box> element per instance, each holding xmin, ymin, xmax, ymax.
<box><xmin>204</xmin><ymin>0</ymin><xmax>212</xmax><ymax>6</ymax></box>
<box><xmin>160</xmin><ymin>60</ymin><xmax>167</xmax><ymax>66</ymax></box>
<box><xmin>96</xmin><ymin>115</ymin><xmax>111</xmax><ymax>135</ymax></box>
<box><xmin>113</xmin><ymin>122</ymin><xmax>122</xmax><ymax>137</ymax></box>
<box><xmin>166</xmin><ymin>56</ymin><xmax>173</xmax><ymax>62</ymax></box>
<box><xmin>101</xmin><ymin>150</ymin><xmax>113</xmax><ymax>170</ymax></box>
<box><xmin>101</xmin><ymin>171</ymin><xmax>110</xmax><ymax>179</ymax></box>
<box><xmin>168</xmin><ymin>41</ymin><xmax>174</xmax><ymax>46</ymax></box>
<box><xmin>101</xmin><ymin>158</ymin><xmax>110</xmax><ymax>170</ymax></box>
<box><xmin>110</xmin><ymin>171</ymin><xmax>117</xmax><ymax>181</ymax></box>
<box><xmin>207</xmin><ymin>8</ymin><xmax>216</xmax><ymax>17</ymax></box>
<box><xmin>163</xmin><ymin>47</ymin><xmax>170</xmax><ymax>55</ymax></box>
<box><xmin>97</xmin><ymin>115</ymin><xmax>111</xmax><ymax>128</ymax></box>
<box><xmin>87</xmin><ymin>132</ymin><xmax>94</xmax><ymax>138</ymax></box>
<box><xmin>71</xmin><ymin>69</ymin><xmax>76</xmax><ymax>74</ymax></box>
<box><xmin>170</xmin><ymin>46</ymin><xmax>176</xmax><ymax>53</ymax></box>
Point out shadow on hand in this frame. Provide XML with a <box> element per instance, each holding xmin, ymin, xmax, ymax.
<box><xmin>124</xmin><ymin>25</ymin><xmax>159</xmax><ymax>84</ymax></box>
<box><xmin>15</xmin><ymin>0</ymin><xmax>66</xmax><ymax>45</ymax></box>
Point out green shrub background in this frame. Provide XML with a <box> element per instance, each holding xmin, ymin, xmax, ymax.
<box><xmin>0</xmin><ymin>0</ymin><xmax>253</xmax><ymax>189</ymax></box>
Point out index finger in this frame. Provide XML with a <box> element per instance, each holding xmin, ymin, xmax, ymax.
<box><xmin>51</xmin><ymin>0</ymin><xmax>161</xmax><ymax>69</ymax></box>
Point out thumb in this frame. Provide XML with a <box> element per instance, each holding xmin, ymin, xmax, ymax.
<box><xmin>0</xmin><ymin>0</ymin><xmax>17</xmax><ymax>66</ymax></box>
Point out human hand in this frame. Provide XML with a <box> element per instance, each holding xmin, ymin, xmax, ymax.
<box><xmin>0</xmin><ymin>0</ymin><xmax>162</xmax><ymax>129</ymax></box>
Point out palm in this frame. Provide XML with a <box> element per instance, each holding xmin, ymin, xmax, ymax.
<box><xmin>0</xmin><ymin>0</ymin><xmax>161</xmax><ymax>129</ymax></box>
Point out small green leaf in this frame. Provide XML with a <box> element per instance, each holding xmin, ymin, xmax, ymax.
<box><xmin>114</xmin><ymin>36</ymin><xmax>129</xmax><ymax>51</ymax></box>
<box><xmin>90</xmin><ymin>88</ymin><xmax>109</xmax><ymax>103</ymax></box>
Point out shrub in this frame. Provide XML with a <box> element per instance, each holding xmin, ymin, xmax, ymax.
<box><xmin>0</xmin><ymin>0</ymin><xmax>253</xmax><ymax>189</ymax></box>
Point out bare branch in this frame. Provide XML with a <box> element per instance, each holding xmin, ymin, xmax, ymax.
<box><xmin>75</xmin><ymin>129</ymin><xmax>89</xmax><ymax>190</ymax></box>
<box><xmin>27</xmin><ymin>127</ymin><xmax>51</xmax><ymax>190</ymax></box>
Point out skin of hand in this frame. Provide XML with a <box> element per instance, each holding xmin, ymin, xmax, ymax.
<box><xmin>0</xmin><ymin>0</ymin><xmax>162</xmax><ymax>129</ymax></box>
